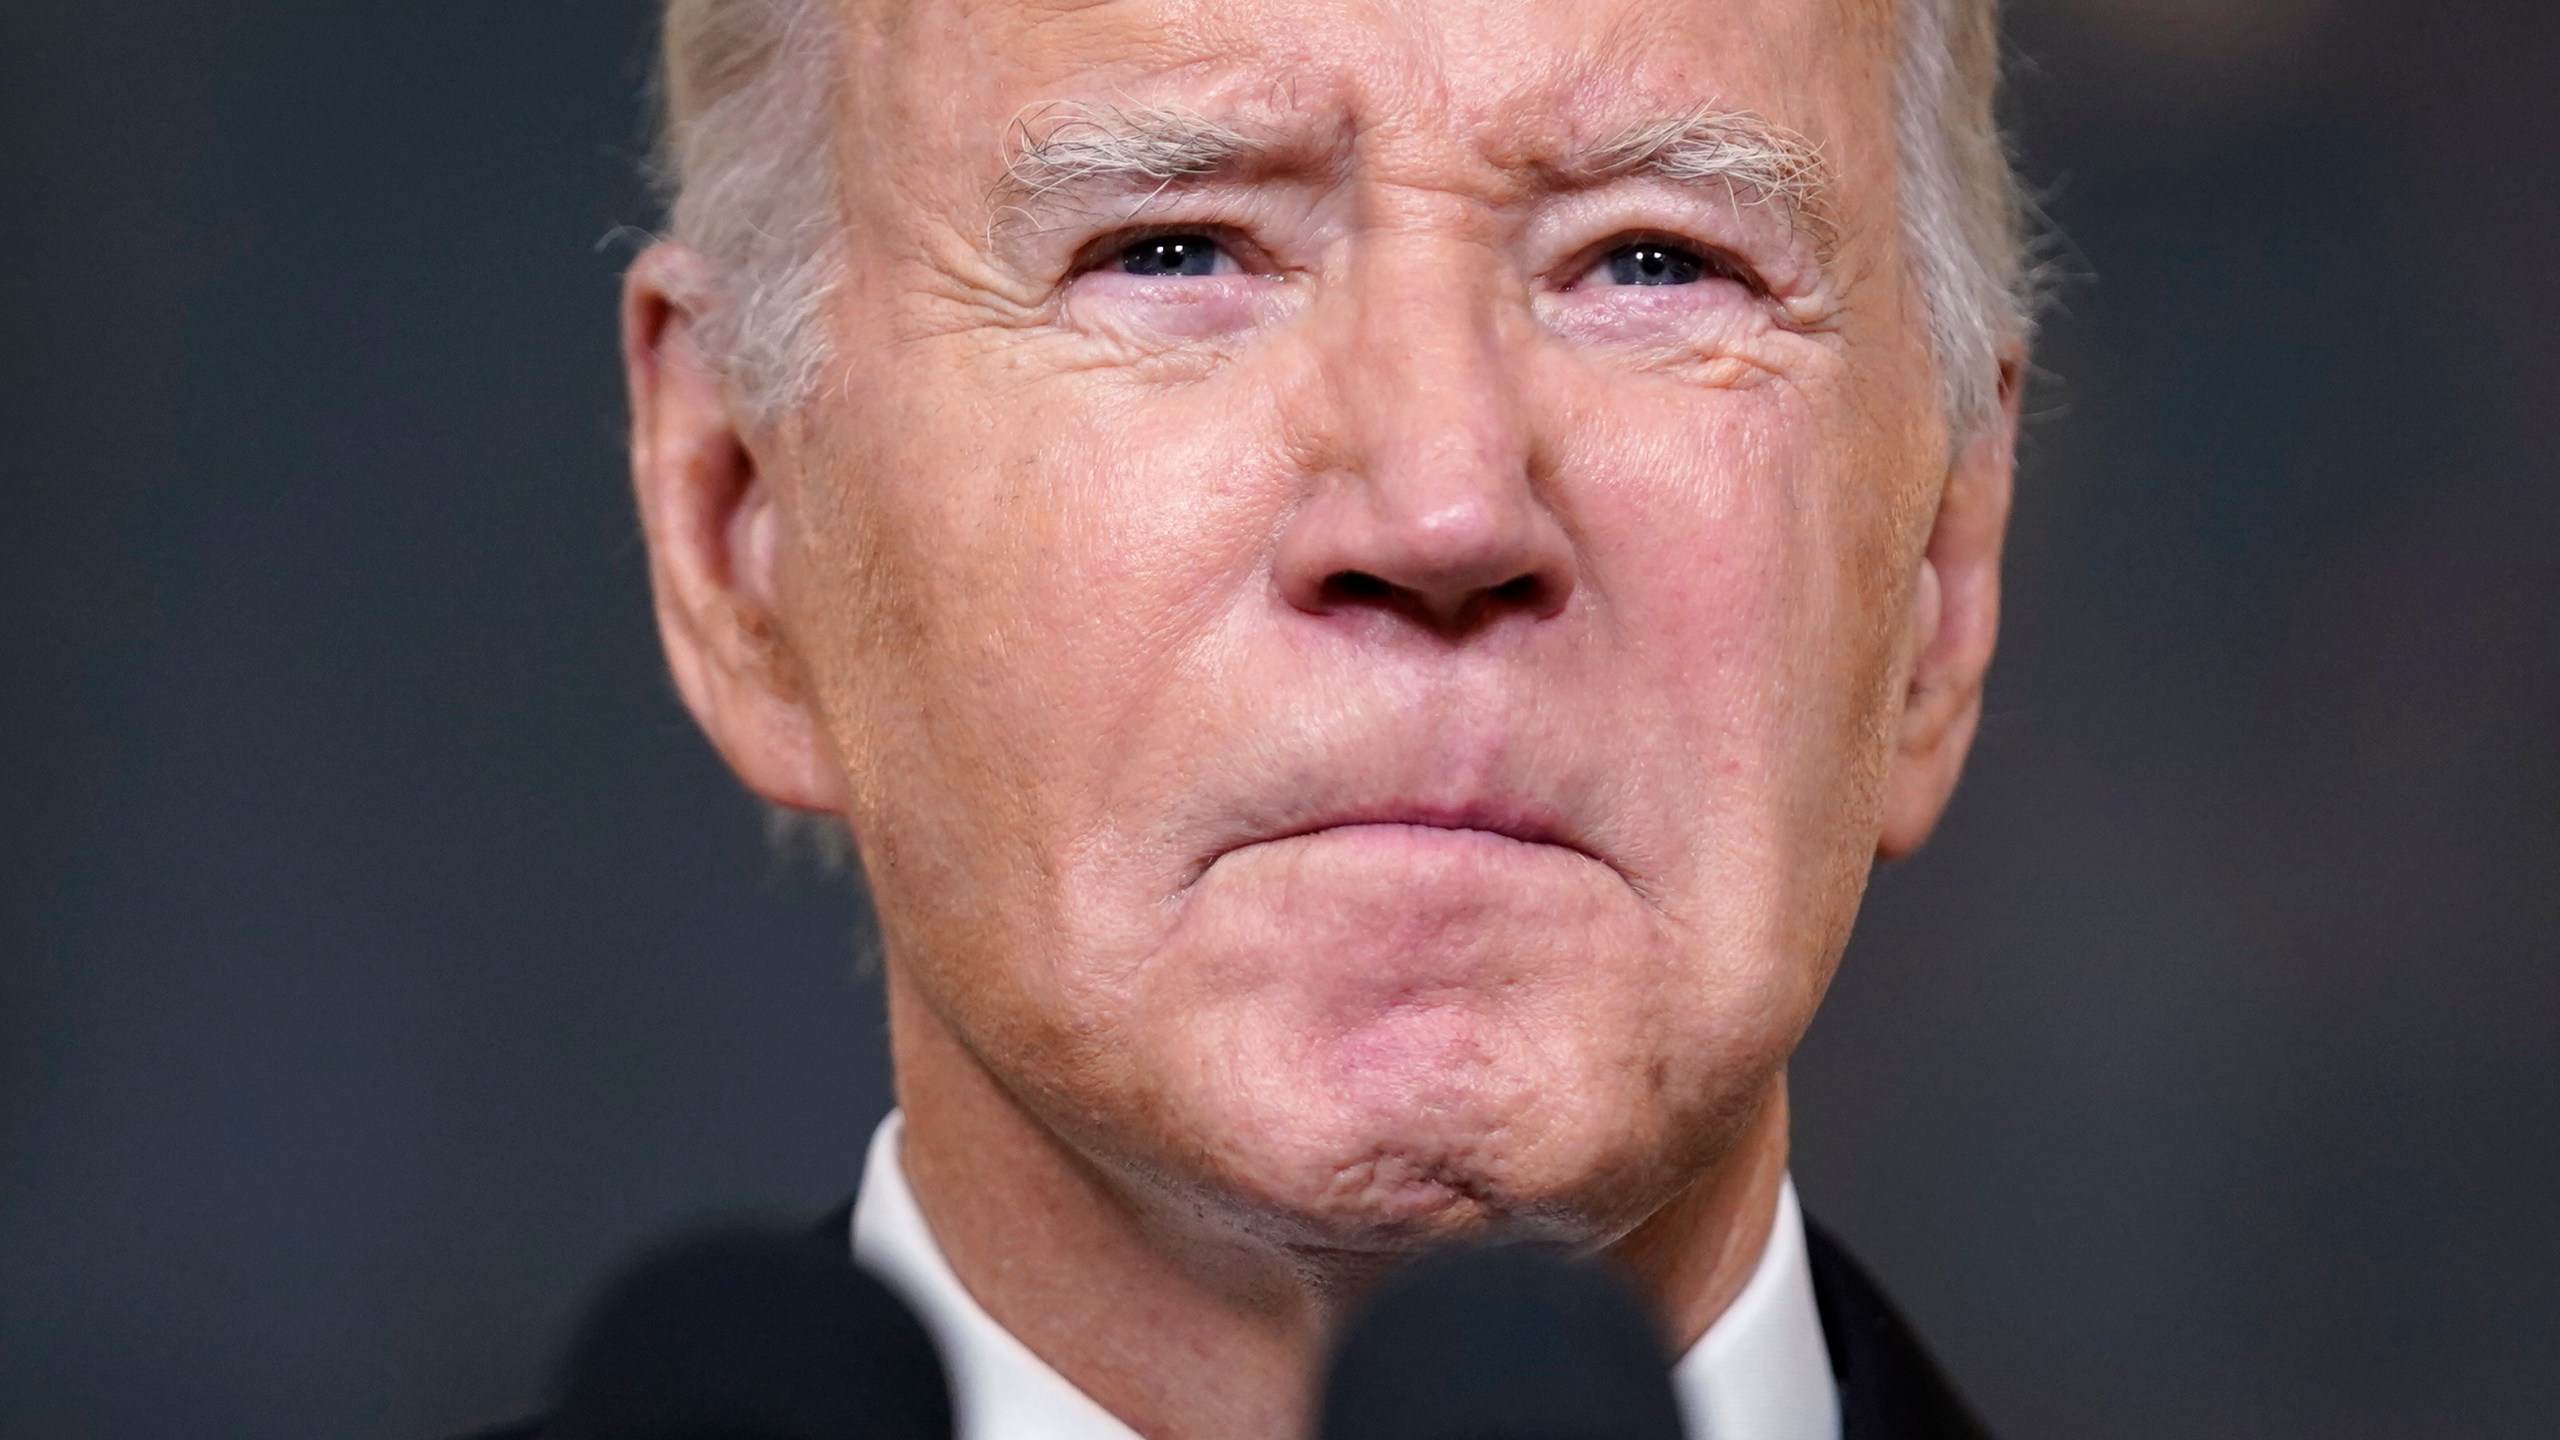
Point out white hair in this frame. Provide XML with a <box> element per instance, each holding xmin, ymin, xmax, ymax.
<box><xmin>1892</xmin><ymin>0</ymin><xmax>2030</xmax><ymax>437</ymax></box>
<box><xmin>653</xmin><ymin>0</ymin><xmax>2030</xmax><ymax>433</ymax></box>
<box><xmin>655</xmin><ymin>0</ymin><xmax>849</xmax><ymax>427</ymax></box>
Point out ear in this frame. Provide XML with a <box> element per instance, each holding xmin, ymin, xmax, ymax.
<box><xmin>623</xmin><ymin>244</ymin><xmax>848</xmax><ymax>817</ymax></box>
<box><xmin>1876</xmin><ymin>356</ymin><xmax>2021</xmax><ymax>861</ymax></box>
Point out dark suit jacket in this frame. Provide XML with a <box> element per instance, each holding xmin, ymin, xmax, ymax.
<box><xmin>1800</xmin><ymin>1217</ymin><xmax>1993</xmax><ymax>1440</ymax></box>
<box><xmin>466</xmin><ymin>1204</ymin><xmax>1991</xmax><ymax>1440</ymax></box>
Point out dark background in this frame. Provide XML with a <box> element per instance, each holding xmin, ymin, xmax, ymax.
<box><xmin>4</xmin><ymin>1</ymin><xmax>2554</xmax><ymax>1435</ymax></box>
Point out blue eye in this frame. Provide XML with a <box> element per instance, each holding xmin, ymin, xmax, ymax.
<box><xmin>1605</xmin><ymin>243</ymin><xmax>1707</xmax><ymax>286</ymax></box>
<box><xmin>1119</xmin><ymin>234</ymin><xmax>1225</xmax><ymax>277</ymax></box>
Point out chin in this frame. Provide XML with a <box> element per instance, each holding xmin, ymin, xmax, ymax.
<box><xmin>1168</xmin><ymin>1021</ymin><xmax>1689</xmax><ymax>1254</ymax></box>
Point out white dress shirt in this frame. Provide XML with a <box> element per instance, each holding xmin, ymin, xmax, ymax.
<box><xmin>851</xmin><ymin>1113</ymin><xmax>1840</xmax><ymax>1440</ymax></box>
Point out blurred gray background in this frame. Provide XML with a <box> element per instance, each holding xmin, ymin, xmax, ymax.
<box><xmin>4</xmin><ymin>1</ymin><xmax>2554</xmax><ymax>1435</ymax></box>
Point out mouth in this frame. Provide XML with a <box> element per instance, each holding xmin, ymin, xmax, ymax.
<box><xmin>1203</xmin><ymin>799</ymin><xmax>1612</xmax><ymax>879</ymax></box>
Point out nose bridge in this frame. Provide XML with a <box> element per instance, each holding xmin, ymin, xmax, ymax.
<box><xmin>1336</xmin><ymin>227</ymin><xmax>1526</xmax><ymax>506</ymax></box>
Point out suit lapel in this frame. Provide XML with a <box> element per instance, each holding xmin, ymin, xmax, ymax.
<box><xmin>1802</xmin><ymin>1218</ymin><xmax>1995</xmax><ymax>1440</ymax></box>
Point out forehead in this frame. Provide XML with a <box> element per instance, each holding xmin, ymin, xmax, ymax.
<box><xmin>851</xmin><ymin>0</ymin><xmax>1899</xmax><ymax>181</ymax></box>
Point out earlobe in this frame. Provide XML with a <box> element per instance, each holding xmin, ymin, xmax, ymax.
<box><xmin>1875</xmin><ymin>362</ymin><xmax>2021</xmax><ymax>861</ymax></box>
<box><xmin>623</xmin><ymin>244</ymin><xmax>850</xmax><ymax>817</ymax></box>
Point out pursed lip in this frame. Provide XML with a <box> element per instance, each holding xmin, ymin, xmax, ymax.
<box><xmin>1208</xmin><ymin>798</ymin><xmax>1609</xmax><ymax>874</ymax></box>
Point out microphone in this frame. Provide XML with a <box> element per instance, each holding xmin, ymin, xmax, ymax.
<box><xmin>544</xmin><ymin>1223</ymin><xmax>952</xmax><ymax>1440</ymax></box>
<box><xmin>1318</xmin><ymin>1243</ymin><xmax>1685</xmax><ymax>1440</ymax></box>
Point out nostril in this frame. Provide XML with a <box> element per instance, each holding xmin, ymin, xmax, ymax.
<box><xmin>1310</xmin><ymin>567</ymin><xmax>1561</xmax><ymax>628</ymax></box>
<box><xmin>1321</xmin><ymin>571</ymin><xmax>1396</xmax><ymax>607</ymax></box>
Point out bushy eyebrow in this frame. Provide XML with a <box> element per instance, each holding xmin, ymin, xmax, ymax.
<box><xmin>1582</xmin><ymin>106</ymin><xmax>1835</xmax><ymax>249</ymax></box>
<box><xmin>988</xmin><ymin>98</ymin><xmax>1832</xmax><ymax>248</ymax></box>
<box><xmin>993</xmin><ymin>101</ymin><xmax>1266</xmax><ymax>219</ymax></box>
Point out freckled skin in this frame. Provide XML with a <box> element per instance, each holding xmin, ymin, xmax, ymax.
<box><xmin>623</xmin><ymin>0</ymin><xmax>2018</xmax><ymax>1435</ymax></box>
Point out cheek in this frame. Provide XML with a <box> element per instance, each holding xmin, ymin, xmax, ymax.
<box><xmin>1560</xmin><ymin>386</ymin><xmax>1835</xmax><ymax>709</ymax></box>
<box><xmin>995</xmin><ymin>385</ymin><xmax>1296</xmax><ymax>763</ymax></box>
<box><xmin>817</xmin><ymin>366</ymin><xmax>1287</xmax><ymax>719</ymax></box>
<box><xmin>790</xmin><ymin>357</ymin><xmax>1305</xmax><ymax>973</ymax></box>
<box><xmin>1551</xmin><ymin>377</ymin><xmax>1909</xmax><ymax>901</ymax></box>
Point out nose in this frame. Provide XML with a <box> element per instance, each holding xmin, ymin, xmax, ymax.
<box><xmin>1274</xmin><ymin>243</ymin><xmax>1577</xmax><ymax>637</ymax></box>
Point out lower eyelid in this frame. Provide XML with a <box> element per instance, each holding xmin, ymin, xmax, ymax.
<box><xmin>1063</xmin><ymin>269</ymin><xmax>1295</xmax><ymax>335</ymax></box>
<box><xmin>1536</xmin><ymin>285</ymin><xmax>1764</xmax><ymax>339</ymax></box>
<box><xmin>1556</xmin><ymin>281</ymin><xmax>1746</xmax><ymax>309</ymax></box>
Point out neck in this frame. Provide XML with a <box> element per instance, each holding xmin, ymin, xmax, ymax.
<box><xmin>887</xmin><ymin>968</ymin><xmax>1793</xmax><ymax>1440</ymax></box>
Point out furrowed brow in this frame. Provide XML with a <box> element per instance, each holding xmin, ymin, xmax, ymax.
<box><xmin>1582</xmin><ymin>107</ymin><xmax>1836</xmax><ymax>250</ymax></box>
<box><xmin>992</xmin><ymin>101</ymin><xmax>1266</xmax><ymax>221</ymax></box>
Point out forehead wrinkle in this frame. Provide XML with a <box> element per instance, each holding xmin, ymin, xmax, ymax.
<box><xmin>981</xmin><ymin>76</ymin><xmax>1362</xmax><ymax>237</ymax></box>
<box><xmin>937</xmin><ymin>0</ymin><xmax>1852</xmax><ymax>243</ymax></box>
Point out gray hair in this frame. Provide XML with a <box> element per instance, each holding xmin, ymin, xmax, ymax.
<box><xmin>654</xmin><ymin>0</ymin><xmax>2030</xmax><ymax>434</ymax></box>
<box><xmin>655</xmin><ymin>0</ymin><xmax>848</xmax><ymax>427</ymax></box>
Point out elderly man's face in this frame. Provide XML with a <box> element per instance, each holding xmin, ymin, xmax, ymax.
<box><xmin>637</xmin><ymin>0</ymin><xmax>2008</xmax><ymax>1249</ymax></box>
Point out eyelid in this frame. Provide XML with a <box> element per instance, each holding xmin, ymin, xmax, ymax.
<box><xmin>1530</xmin><ymin>175</ymin><xmax>1823</xmax><ymax>287</ymax></box>
<box><xmin>1067</xmin><ymin>223</ymin><xmax>1270</xmax><ymax>280</ymax></box>
<box><xmin>1558</xmin><ymin>232</ymin><xmax>1764</xmax><ymax>296</ymax></box>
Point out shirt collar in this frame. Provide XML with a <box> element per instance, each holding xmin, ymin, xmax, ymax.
<box><xmin>851</xmin><ymin>1112</ymin><xmax>1839</xmax><ymax>1440</ymax></box>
